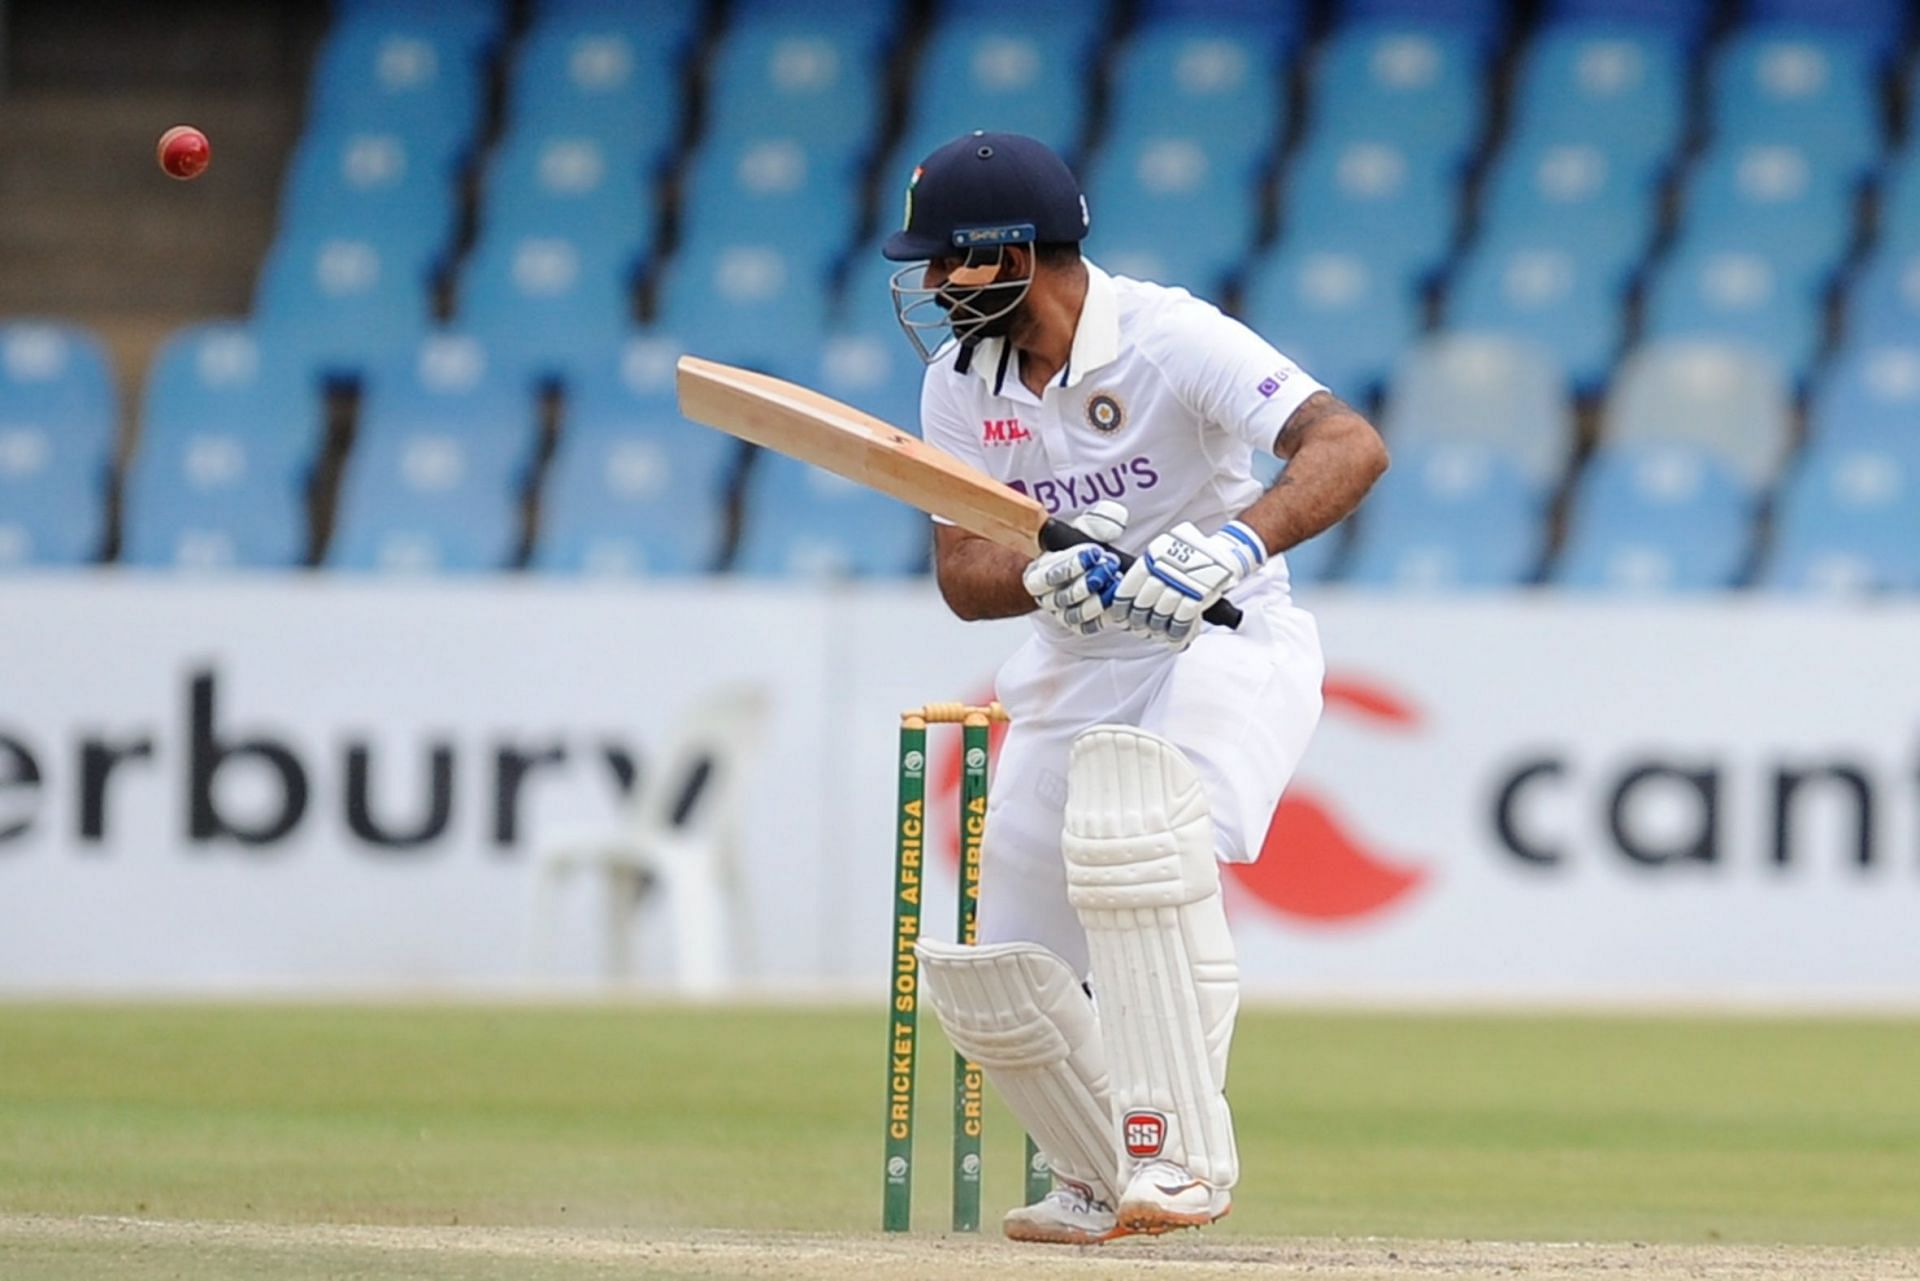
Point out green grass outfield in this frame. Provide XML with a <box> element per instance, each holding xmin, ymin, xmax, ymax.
<box><xmin>0</xmin><ymin>1004</ymin><xmax>1916</xmax><ymax>1279</ymax></box>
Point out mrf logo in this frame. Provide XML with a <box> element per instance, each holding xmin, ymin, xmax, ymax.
<box><xmin>1123</xmin><ymin>1110</ymin><xmax>1168</xmax><ymax>1158</ymax></box>
<box><xmin>981</xmin><ymin>417</ymin><xmax>1032</xmax><ymax>446</ymax></box>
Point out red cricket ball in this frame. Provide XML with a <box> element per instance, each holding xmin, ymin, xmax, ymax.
<box><xmin>157</xmin><ymin>125</ymin><xmax>211</xmax><ymax>181</ymax></box>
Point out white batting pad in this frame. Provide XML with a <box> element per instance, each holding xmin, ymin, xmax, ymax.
<box><xmin>916</xmin><ymin>939</ymin><xmax>1120</xmax><ymax>1200</ymax></box>
<box><xmin>1061</xmin><ymin>724</ymin><xmax>1240</xmax><ymax>1188</ymax></box>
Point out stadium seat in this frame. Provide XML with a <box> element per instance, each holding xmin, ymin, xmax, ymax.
<box><xmin>1543</xmin><ymin>0</ymin><xmax>1715</xmax><ymax>48</ymax></box>
<box><xmin>306</xmin><ymin>18</ymin><xmax>487</xmax><ymax>157</ymax></box>
<box><xmin>703</xmin><ymin>16</ymin><xmax>890</xmax><ymax>159</ymax></box>
<box><xmin>677</xmin><ymin>137</ymin><xmax>860</xmax><ymax>275</ymax></box>
<box><xmin>1239</xmin><ymin>244</ymin><xmax>1421</xmax><ymax>400</ymax></box>
<box><xmin>1879</xmin><ymin>157</ymin><xmax>1920</xmax><ymax>253</ymax></box>
<box><xmin>1083</xmin><ymin>135</ymin><xmax>1260</xmax><ymax>302</ymax></box>
<box><xmin>566</xmin><ymin>331</ymin><xmax>685</xmax><ymax>419</ymax></box>
<box><xmin>896</xmin><ymin>22</ymin><xmax>1097</xmax><ymax>167</ymax></box>
<box><xmin>1282</xmin><ymin>135</ymin><xmax>1459</xmax><ymax>279</ymax></box>
<box><xmin>812</xmin><ymin>331</ymin><xmax>922</xmax><ymax>434</ymax></box>
<box><xmin>1344</xmin><ymin>441</ymin><xmax>1548</xmax><ymax>588</ymax></box>
<box><xmin>1135</xmin><ymin>0</ymin><xmax>1301</xmax><ymax>36</ymax></box>
<box><xmin>479</xmin><ymin>133</ymin><xmax>655</xmax><ymax>262</ymax></box>
<box><xmin>1642</xmin><ymin>239</ymin><xmax>1825</xmax><ymax>386</ymax></box>
<box><xmin>1445</xmin><ymin>236</ymin><xmax>1625</xmax><ymax>392</ymax></box>
<box><xmin>1762</xmin><ymin>441</ymin><xmax>1920</xmax><ymax>592</ymax></box>
<box><xmin>1604</xmin><ymin>342</ymin><xmax>1794</xmax><ymax>487</ymax></box>
<box><xmin>142</xmin><ymin>323</ymin><xmax>317</xmax><ymax>448</ymax></box>
<box><xmin>1679</xmin><ymin>141</ymin><xmax>1856</xmax><ymax>284</ymax></box>
<box><xmin>1809</xmin><ymin>343</ymin><xmax>1920</xmax><ymax>447</ymax></box>
<box><xmin>121</xmin><ymin>428</ymin><xmax>310</xmax><ymax>570</ymax></box>
<box><xmin>1341</xmin><ymin>0</ymin><xmax>1506</xmax><ymax>52</ymax></box>
<box><xmin>653</xmin><ymin>243</ymin><xmax>831</xmax><ymax>381</ymax></box>
<box><xmin>1555</xmin><ymin>443</ymin><xmax>1756</xmax><ymax>591</ymax></box>
<box><xmin>254</xmin><ymin>233</ymin><xmax>435</xmax><ymax>381</ymax></box>
<box><xmin>733</xmin><ymin>451</ymin><xmax>929</xmax><ymax>577</ymax></box>
<box><xmin>1507</xmin><ymin>21</ymin><xmax>1686</xmax><ymax>173</ymax></box>
<box><xmin>0</xmin><ymin>323</ymin><xmax>118</xmax><ymax>567</ymax></box>
<box><xmin>837</xmin><ymin>239</ymin><xmax>915</xmax><ymax>338</ymax></box>
<box><xmin>458</xmin><ymin>233</ymin><xmax>635</xmax><ymax>387</ymax></box>
<box><xmin>508</xmin><ymin>17</ymin><xmax>683</xmax><ymax>163</ymax></box>
<box><xmin>330</xmin><ymin>338</ymin><xmax>536</xmax><ymax>574</ymax></box>
<box><xmin>529</xmin><ymin>0</ymin><xmax>702</xmax><ymax>57</ymax></box>
<box><xmin>1381</xmin><ymin>335</ymin><xmax>1575</xmax><ymax>484</ymax></box>
<box><xmin>1310</xmin><ymin>23</ymin><xmax>1484</xmax><ymax>166</ymax></box>
<box><xmin>1843</xmin><ymin>246</ymin><xmax>1920</xmax><ymax>345</ymax></box>
<box><xmin>1710</xmin><ymin>27</ymin><xmax>1880</xmax><ymax>181</ymax></box>
<box><xmin>1747</xmin><ymin>0</ymin><xmax>1909</xmax><ymax>66</ymax></box>
<box><xmin>278</xmin><ymin>128</ymin><xmax>462</xmax><ymax>255</ymax></box>
<box><xmin>534</xmin><ymin>397</ymin><xmax>736</xmax><ymax>577</ymax></box>
<box><xmin>1106</xmin><ymin>23</ymin><xmax>1290</xmax><ymax>173</ymax></box>
<box><xmin>1476</xmin><ymin>139</ymin><xmax>1660</xmax><ymax>284</ymax></box>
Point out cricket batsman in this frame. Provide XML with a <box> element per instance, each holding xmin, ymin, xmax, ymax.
<box><xmin>885</xmin><ymin>133</ymin><xmax>1389</xmax><ymax>1244</ymax></box>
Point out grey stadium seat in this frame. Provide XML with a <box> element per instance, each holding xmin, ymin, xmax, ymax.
<box><xmin>1380</xmin><ymin>333</ymin><xmax>1575</xmax><ymax>485</ymax></box>
<box><xmin>1602</xmin><ymin>341</ymin><xmax>1794</xmax><ymax>487</ymax></box>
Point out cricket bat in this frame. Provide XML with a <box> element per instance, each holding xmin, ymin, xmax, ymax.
<box><xmin>674</xmin><ymin>355</ymin><xmax>1242</xmax><ymax>629</ymax></box>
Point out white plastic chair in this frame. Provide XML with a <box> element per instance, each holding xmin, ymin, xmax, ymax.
<box><xmin>531</xmin><ymin>681</ymin><xmax>770</xmax><ymax>993</ymax></box>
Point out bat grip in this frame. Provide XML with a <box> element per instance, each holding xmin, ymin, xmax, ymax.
<box><xmin>1039</xmin><ymin>518</ymin><xmax>1245</xmax><ymax>631</ymax></box>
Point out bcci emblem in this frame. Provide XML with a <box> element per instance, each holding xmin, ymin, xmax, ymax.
<box><xmin>1085</xmin><ymin>391</ymin><xmax>1125</xmax><ymax>434</ymax></box>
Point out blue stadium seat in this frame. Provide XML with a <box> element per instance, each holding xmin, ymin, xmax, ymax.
<box><xmin>733</xmin><ymin>451</ymin><xmax>929</xmax><ymax>577</ymax></box>
<box><xmin>703</xmin><ymin>17</ymin><xmax>890</xmax><ymax>158</ymax></box>
<box><xmin>1311</xmin><ymin>23</ymin><xmax>1484</xmax><ymax>166</ymax></box>
<box><xmin>1508</xmin><ymin>22</ymin><xmax>1686</xmax><ymax>172</ymax></box>
<box><xmin>1446</xmin><ymin>236</ymin><xmax>1624</xmax><ymax>392</ymax></box>
<box><xmin>1748</xmin><ymin>0</ymin><xmax>1908</xmax><ymax>66</ymax></box>
<box><xmin>307</xmin><ymin>19</ymin><xmax>486</xmax><ymax>157</ymax></box>
<box><xmin>254</xmin><ymin>233</ymin><xmax>435</xmax><ymax>381</ymax></box>
<box><xmin>1643</xmin><ymin>238</ymin><xmax>1825</xmax><ymax>385</ymax></box>
<box><xmin>838</xmin><ymin>239</ymin><xmax>915</xmax><ymax>338</ymax></box>
<box><xmin>1880</xmin><ymin>157</ymin><xmax>1920</xmax><ymax>253</ymax></box>
<box><xmin>1239</xmin><ymin>244</ymin><xmax>1421</xmax><ymax>400</ymax></box>
<box><xmin>1094</xmin><ymin>244</ymin><xmax>1235</xmax><ymax>303</ymax></box>
<box><xmin>1477</xmin><ymin>139</ymin><xmax>1659</xmax><ymax>285</ymax></box>
<box><xmin>142</xmin><ymin>323</ymin><xmax>317</xmax><ymax>446</ymax></box>
<box><xmin>328</xmin><ymin>0</ymin><xmax>504</xmax><ymax>50</ymax></box>
<box><xmin>897</xmin><ymin>23</ymin><xmax>1097</xmax><ymax>167</ymax></box>
<box><xmin>121</xmin><ymin>428</ymin><xmax>310</xmax><ymax>570</ymax></box>
<box><xmin>1084</xmin><ymin>135</ymin><xmax>1260</xmax><ymax>302</ymax></box>
<box><xmin>0</xmin><ymin>324</ymin><xmax>118</xmax><ymax>567</ymax></box>
<box><xmin>1344</xmin><ymin>441</ymin><xmax>1548</xmax><ymax>588</ymax></box>
<box><xmin>677</xmin><ymin>138</ymin><xmax>860</xmax><ymax>275</ymax></box>
<box><xmin>534</xmin><ymin>373</ymin><xmax>737</xmax><ymax>576</ymax></box>
<box><xmin>1810</xmin><ymin>343</ymin><xmax>1920</xmax><ymax>447</ymax></box>
<box><xmin>565</xmin><ymin>331</ymin><xmax>684</xmax><ymax>419</ymax></box>
<box><xmin>1136</xmin><ymin>0</ymin><xmax>1301</xmax><ymax>36</ymax></box>
<box><xmin>509</xmin><ymin>18</ymin><xmax>683</xmax><ymax>164</ymax></box>
<box><xmin>1844</xmin><ymin>246</ymin><xmax>1920</xmax><ymax>345</ymax></box>
<box><xmin>1382</xmin><ymin>334</ymin><xmax>1575</xmax><ymax>484</ymax></box>
<box><xmin>1342</xmin><ymin>0</ymin><xmax>1506</xmax><ymax>53</ymax></box>
<box><xmin>1106</xmin><ymin>23</ymin><xmax>1289</xmax><ymax>172</ymax></box>
<box><xmin>812</xmin><ymin>332</ymin><xmax>923</xmax><ymax>433</ymax></box>
<box><xmin>458</xmin><ymin>233</ymin><xmax>634</xmax><ymax>387</ymax></box>
<box><xmin>1711</xmin><ymin>27</ymin><xmax>1880</xmax><ymax>181</ymax></box>
<box><xmin>1555</xmin><ymin>444</ymin><xmax>1757</xmax><ymax>591</ymax></box>
<box><xmin>1282</xmin><ymin>135</ymin><xmax>1459</xmax><ymax>279</ymax></box>
<box><xmin>479</xmin><ymin>133</ymin><xmax>653</xmax><ymax>262</ymax></box>
<box><xmin>527</xmin><ymin>0</ymin><xmax>702</xmax><ymax>57</ymax></box>
<box><xmin>1762</xmin><ymin>440</ymin><xmax>1920</xmax><ymax>592</ymax></box>
<box><xmin>329</xmin><ymin>336</ymin><xmax>535</xmax><ymax>573</ymax></box>
<box><xmin>1681</xmin><ymin>141</ymin><xmax>1856</xmax><ymax>284</ymax></box>
<box><xmin>928</xmin><ymin>0</ymin><xmax>1108</xmax><ymax>47</ymax></box>
<box><xmin>1543</xmin><ymin>0</ymin><xmax>1714</xmax><ymax>48</ymax></box>
<box><xmin>278</xmin><ymin>128</ymin><xmax>462</xmax><ymax>255</ymax></box>
<box><xmin>653</xmin><ymin>243</ymin><xmax>831</xmax><ymax>381</ymax></box>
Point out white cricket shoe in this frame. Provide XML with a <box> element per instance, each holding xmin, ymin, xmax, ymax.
<box><xmin>1002</xmin><ymin>1177</ymin><xmax>1128</xmax><ymax>1246</ymax></box>
<box><xmin>1115</xmin><ymin>1159</ymin><xmax>1232</xmax><ymax>1234</ymax></box>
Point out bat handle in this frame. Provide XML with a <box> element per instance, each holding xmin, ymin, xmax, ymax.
<box><xmin>1039</xmin><ymin>518</ymin><xmax>1245</xmax><ymax>631</ymax></box>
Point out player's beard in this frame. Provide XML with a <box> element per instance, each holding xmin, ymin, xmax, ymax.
<box><xmin>939</xmin><ymin>280</ymin><xmax>1028</xmax><ymax>349</ymax></box>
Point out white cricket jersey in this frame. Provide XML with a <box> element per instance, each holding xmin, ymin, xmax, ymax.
<box><xmin>919</xmin><ymin>260</ymin><xmax>1326</xmax><ymax>655</ymax></box>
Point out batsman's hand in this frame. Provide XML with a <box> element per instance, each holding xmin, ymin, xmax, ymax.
<box><xmin>1022</xmin><ymin>501</ymin><xmax>1129</xmax><ymax>636</ymax></box>
<box><xmin>1110</xmin><ymin>520</ymin><xmax>1266</xmax><ymax>650</ymax></box>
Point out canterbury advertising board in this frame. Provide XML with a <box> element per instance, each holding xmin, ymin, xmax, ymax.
<box><xmin>1</xmin><ymin>578</ymin><xmax>1916</xmax><ymax>1001</ymax></box>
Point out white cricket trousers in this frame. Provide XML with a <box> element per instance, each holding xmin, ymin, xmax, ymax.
<box><xmin>978</xmin><ymin>575</ymin><xmax>1326</xmax><ymax>978</ymax></box>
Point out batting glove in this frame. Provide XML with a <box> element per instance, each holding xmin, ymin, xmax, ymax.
<box><xmin>1109</xmin><ymin>520</ymin><xmax>1266</xmax><ymax>649</ymax></box>
<box><xmin>1022</xmin><ymin>501</ymin><xmax>1130</xmax><ymax>636</ymax></box>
